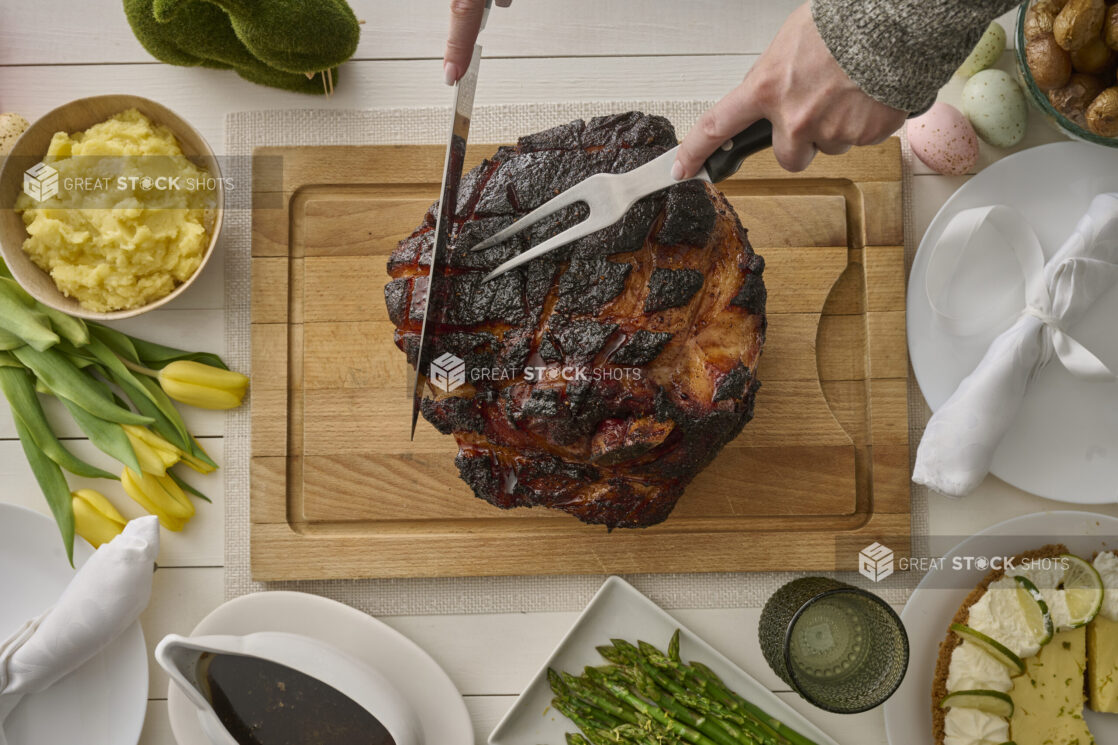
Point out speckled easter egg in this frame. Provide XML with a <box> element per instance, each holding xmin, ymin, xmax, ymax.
<box><xmin>961</xmin><ymin>69</ymin><xmax>1028</xmax><ymax>147</ymax></box>
<box><xmin>0</xmin><ymin>113</ymin><xmax>29</xmax><ymax>155</ymax></box>
<box><xmin>956</xmin><ymin>22</ymin><xmax>1006</xmax><ymax>78</ymax></box>
<box><xmin>906</xmin><ymin>103</ymin><xmax>980</xmax><ymax>175</ymax></box>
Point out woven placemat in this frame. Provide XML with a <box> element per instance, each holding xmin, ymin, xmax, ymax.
<box><xmin>223</xmin><ymin>101</ymin><xmax>929</xmax><ymax>615</ymax></box>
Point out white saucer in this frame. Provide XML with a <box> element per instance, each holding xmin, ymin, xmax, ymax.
<box><xmin>883</xmin><ymin>510</ymin><xmax>1118</xmax><ymax>745</ymax></box>
<box><xmin>908</xmin><ymin>142</ymin><xmax>1118</xmax><ymax>503</ymax></box>
<box><xmin>0</xmin><ymin>503</ymin><xmax>148</xmax><ymax>745</ymax></box>
<box><xmin>166</xmin><ymin>591</ymin><xmax>472</xmax><ymax>745</ymax></box>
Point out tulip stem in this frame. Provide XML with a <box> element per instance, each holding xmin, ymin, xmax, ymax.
<box><xmin>119</xmin><ymin>356</ymin><xmax>160</xmax><ymax>378</ymax></box>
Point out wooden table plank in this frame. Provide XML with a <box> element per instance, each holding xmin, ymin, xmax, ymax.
<box><xmin>0</xmin><ymin>309</ymin><xmax>228</xmax><ymax>439</ymax></box>
<box><xmin>0</xmin><ymin>0</ymin><xmax>803</xmax><ymax>66</ymax></box>
<box><xmin>0</xmin><ymin>56</ymin><xmax>762</xmax><ymax>150</ymax></box>
<box><xmin>140</xmin><ymin>568</ymin><xmax>225</xmax><ymax>698</ymax></box>
<box><xmin>0</xmin><ymin>440</ymin><xmax>225</xmax><ymax>568</ymax></box>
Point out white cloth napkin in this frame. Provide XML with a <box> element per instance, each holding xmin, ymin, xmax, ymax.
<box><xmin>913</xmin><ymin>193</ymin><xmax>1118</xmax><ymax>497</ymax></box>
<box><xmin>0</xmin><ymin>516</ymin><xmax>159</xmax><ymax>744</ymax></box>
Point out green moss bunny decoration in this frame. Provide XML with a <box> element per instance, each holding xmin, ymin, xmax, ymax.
<box><xmin>123</xmin><ymin>0</ymin><xmax>360</xmax><ymax>94</ymax></box>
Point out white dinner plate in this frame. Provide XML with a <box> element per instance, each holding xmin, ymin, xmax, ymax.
<box><xmin>166</xmin><ymin>590</ymin><xmax>471</xmax><ymax>745</ymax></box>
<box><xmin>489</xmin><ymin>576</ymin><xmax>842</xmax><ymax>745</ymax></box>
<box><xmin>883</xmin><ymin>510</ymin><xmax>1118</xmax><ymax>745</ymax></box>
<box><xmin>0</xmin><ymin>503</ymin><xmax>148</xmax><ymax>745</ymax></box>
<box><xmin>908</xmin><ymin>142</ymin><xmax>1118</xmax><ymax>503</ymax></box>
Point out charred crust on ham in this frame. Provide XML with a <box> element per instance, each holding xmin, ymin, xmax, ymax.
<box><xmin>644</xmin><ymin>268</ymin><xmax>705</xmax><ymax>313</ymax></box>
<box><xmin>654</xmin><ymin>180</ymin><xmax>717</xmax><ymax>247</ymax></box>
<box><xmin>555</xmin><ymin>257</ymin><xmax>632</xmax><ymax>315</ymax></box>
<box><xmin>611</xmin><ymin>330</ymin><xmax>673</xmax><ymax>366</ymax></box>
<box><xmin>713</xmin><ymin>363</ymin><xmax>753</xmax><ymax>403</ymax></box>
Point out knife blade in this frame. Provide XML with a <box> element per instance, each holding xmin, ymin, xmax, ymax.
<box><xmin>410</xmin><ymin>42</ymin><xmax>483</xmax><ymax>440</ymax></box>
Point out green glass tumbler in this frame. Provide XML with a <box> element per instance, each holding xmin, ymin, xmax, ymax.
<box><xmin>759</xmin><ymin>577</ymin><xmax>909</xmax><ymax>713</ymax></box>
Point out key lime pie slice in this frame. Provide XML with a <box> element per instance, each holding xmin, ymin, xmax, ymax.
<box><xmin>1089</xmin><ymin>551</ymin><xmax>1118</xmax><ymax>714</ymax></box>
<box><xmin>932</xmin><ymin>545</ymin><xmax>1117</xmax><ymax>745</ymax></box>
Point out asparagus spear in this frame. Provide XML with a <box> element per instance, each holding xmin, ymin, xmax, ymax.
<box><xmin>556</xmin><ymin>692</ymin><xmax>627</xmax><ymax>730</ymax></box>
<box><xmin>609</xmin><ymin>640</ymin><xmax>766</xmax><ymax>745</ymax></box>
<box><xmin>552</xmin><ymin>699</ymin><xmax>625</xmax><ymax>745</ymax></box>
<box><xmin>639</xmin><ymin>651</ymin><xmax>788</xmax><ymax>745</ymax></box>
<box><xmin>668</xmin><ymin>628</ymin><xmax>682</xmax><ymax>663</ymax></box>
<box><xmin>688</xmin><ymin>662</ymin><xmax>819</xmax><ymax>745</ymax></box>
<box><xmin>560</xmin><ymin>671</ymin><xmax>640</xmax><ymax>726</ymax></box>
<box><xmin>622</xmin><ymin>667</ymin><xmax>755</xmax><ymax>745</ymax></box>
<box><xmin>599</xmin><ymin>679</ymin><xmax>722</xmax><ymax>745</ymax></box>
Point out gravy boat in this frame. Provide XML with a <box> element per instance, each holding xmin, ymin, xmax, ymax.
<box><xmin>155</xmin><ymin>632</ymin><xmax>420</xmax><ymax>745</ymax></box>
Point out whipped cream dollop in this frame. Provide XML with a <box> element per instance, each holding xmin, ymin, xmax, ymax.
<box><xmin>944</xmin><ymin>708</ymin><xmax>1009</xmax><ymax>745</ymax></box>
<box><xmin>1095</xmin><ymin>551</ymin><xmax>1118</xmax><ymax>622</ymax></box>
<box><xmin>1009</xmin><ymin>560</ymin><xmax>1073</xmax><ymax>631</ymax></box>
<box><xmin>968</xmin><ymin>576</ymin><xmax>1044</xmax><ymax>659</ymax></box>
<box><xmin>946</xmin><ymin>640</ymin><xmax>1012</xmax><ymax>693</ymax></box>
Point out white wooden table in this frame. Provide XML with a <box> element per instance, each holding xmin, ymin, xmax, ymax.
<box><xmin>2</xmin><ymin>2</ymin><xmax>1117</xmax><ymax>743</ymax></box>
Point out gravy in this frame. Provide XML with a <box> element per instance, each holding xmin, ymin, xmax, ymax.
<box><xmin>197</xmin><ymin>652</ymin><xmax>395</xmax><ymax>745</ymax></box>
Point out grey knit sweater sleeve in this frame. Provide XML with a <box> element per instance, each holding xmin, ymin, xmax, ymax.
<box><xmin>812</xmin><ymin>0</ymin><xmax>1021</xmax><ymax>113</ymax></box>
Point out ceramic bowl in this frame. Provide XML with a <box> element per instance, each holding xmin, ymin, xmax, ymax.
<box><xmin>1014</xmin><ymin>1</ymin><xmax>1118</xmax><ymax>149</ymax></box>
<box><xmin>0</xmin><ymin>94</ymin><xmax>223</xmax><ymax>320</ymax></box>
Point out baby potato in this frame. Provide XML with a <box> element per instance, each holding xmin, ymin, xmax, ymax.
<box><xmin>1086</xmin><ymin>86</ymin><xmax>1118</xmax><ymax>136</ymax></box>
<box><xmin>1028</xmin><ymin>33</ymin><xmax>1074</xmax><ymax>89</ymax></box>
<box><xmin>1027</xmin><ymin>0</ymin><xmax>1070</xmax><ymax>41</ymax></box>
<box><xmin>1070</xmin><ymin>35</ymin><xmax>1115</xmax><ymax>72</ymax></box>
<box><xmin>1025</xmin><ymin>4</ymin><xmax>1057</xmax><ymax>42</ymax></box>
<box><xmin>1048</xmin><ymin>72</ymin><xmax>1107</xmax><ymax>126</ymax></box>
<box><xmin>1054</xmin><ymin>0</ymin><xmax>1107</xmax><ymax>51</ymax></box>
<box><xmin>1106</xmin><ymin>3</ymin><xmax>1118</xmax><ymax>51</ymax></box>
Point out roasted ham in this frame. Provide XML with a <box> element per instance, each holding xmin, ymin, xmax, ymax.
<box><xmin>384</xmin><ymin>112</ymin><xmax>766</xmax><ymax>528</ymax></box>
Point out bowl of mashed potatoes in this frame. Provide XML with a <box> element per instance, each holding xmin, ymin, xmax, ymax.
<box><xmin>0</xmin><ymin>95</ymin><xmax>222</xmax><ymax>319</ymax></box>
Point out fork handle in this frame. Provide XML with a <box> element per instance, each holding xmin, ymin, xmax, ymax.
<box><xmin>703</xmin><ymin>119</ymin><xmax>774</xmax><ymax>183</ymax></box>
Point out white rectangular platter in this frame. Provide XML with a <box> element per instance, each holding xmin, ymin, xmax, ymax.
<box><xmin>489</xmin><ymin>576</ymin><xmax>843</xmax><ymax>745</ymax></box>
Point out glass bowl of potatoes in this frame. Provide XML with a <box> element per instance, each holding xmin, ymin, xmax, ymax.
<box><xmin>1016</xmin><ymin>0</ymin><xmax>1118</xmax><ymax>146</ymax></box>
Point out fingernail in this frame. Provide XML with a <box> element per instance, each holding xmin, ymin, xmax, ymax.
<box><xmin>670</xmin><ymin>161</ymin><xmax>684</xmax><ymax>181</ymax></box>
<box><xmin>443</xmin><ymin>61</ymin><xmax>459</xmax><ymax>86</ymax></box>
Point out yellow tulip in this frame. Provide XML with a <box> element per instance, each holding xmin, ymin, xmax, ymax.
<box><xmin>72</xmin><ymin>489</ymin><xmax>126</xmax><ymax>548</ymax></box>
<box><xmin>158</xmin><ymin>361</ymin><xmax>249</xmax><ymax>410</ymax></box>
<box><xmin>180</xmin><ymin>436</ymin><xmax>216</xmax><ymax>475</ymax></box>
<box><xmin>121</xmin><ymin>467</ymin><xmax>194</xmax><ymax>531</ymax></box>
<box><xmin>121</xmin><ymin>424</ymin><xmax>181</xmax><ymax>475</ymax></box>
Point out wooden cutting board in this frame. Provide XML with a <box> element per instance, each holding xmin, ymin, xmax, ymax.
<box><xmin>250</xmin><ymin>138</ymin><xmax>909</xmax><ymax>581</ymax></box>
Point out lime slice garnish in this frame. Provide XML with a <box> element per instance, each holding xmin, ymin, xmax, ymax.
<box><xmin>1013</xmin><ymin>575</ymin><xmax>1054</xmax><ymax>646</ymax></box>
<box><xmin>1060</xmin><ymin>554</ymin><xmax>1104</xmax><ymax>628</ymax></box>
<box><xmin>950</xmin><ymin>623</ymin><xmax>1026</xmax><ymax>676</ymax></box>
<box><xmin>939</xmin><ymin>689</ymin><xmax>1015</xmax><ymax>717</ymax></box>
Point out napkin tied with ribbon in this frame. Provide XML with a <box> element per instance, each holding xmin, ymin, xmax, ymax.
<box><xmin>913</xmin><ymin>193</ymin><xmax>1118</xmax><ymax>497</ymax></box>
<box><xmin>0</xmin><ymin>516</ymin><xmax>159</xmax><ymax>744</ymax></box>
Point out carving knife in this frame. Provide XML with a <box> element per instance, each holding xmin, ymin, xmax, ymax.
<box><xmin>410</xmin><ymin>7</ymin><xmax>487</xmax><ymax>439</ymax></box>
